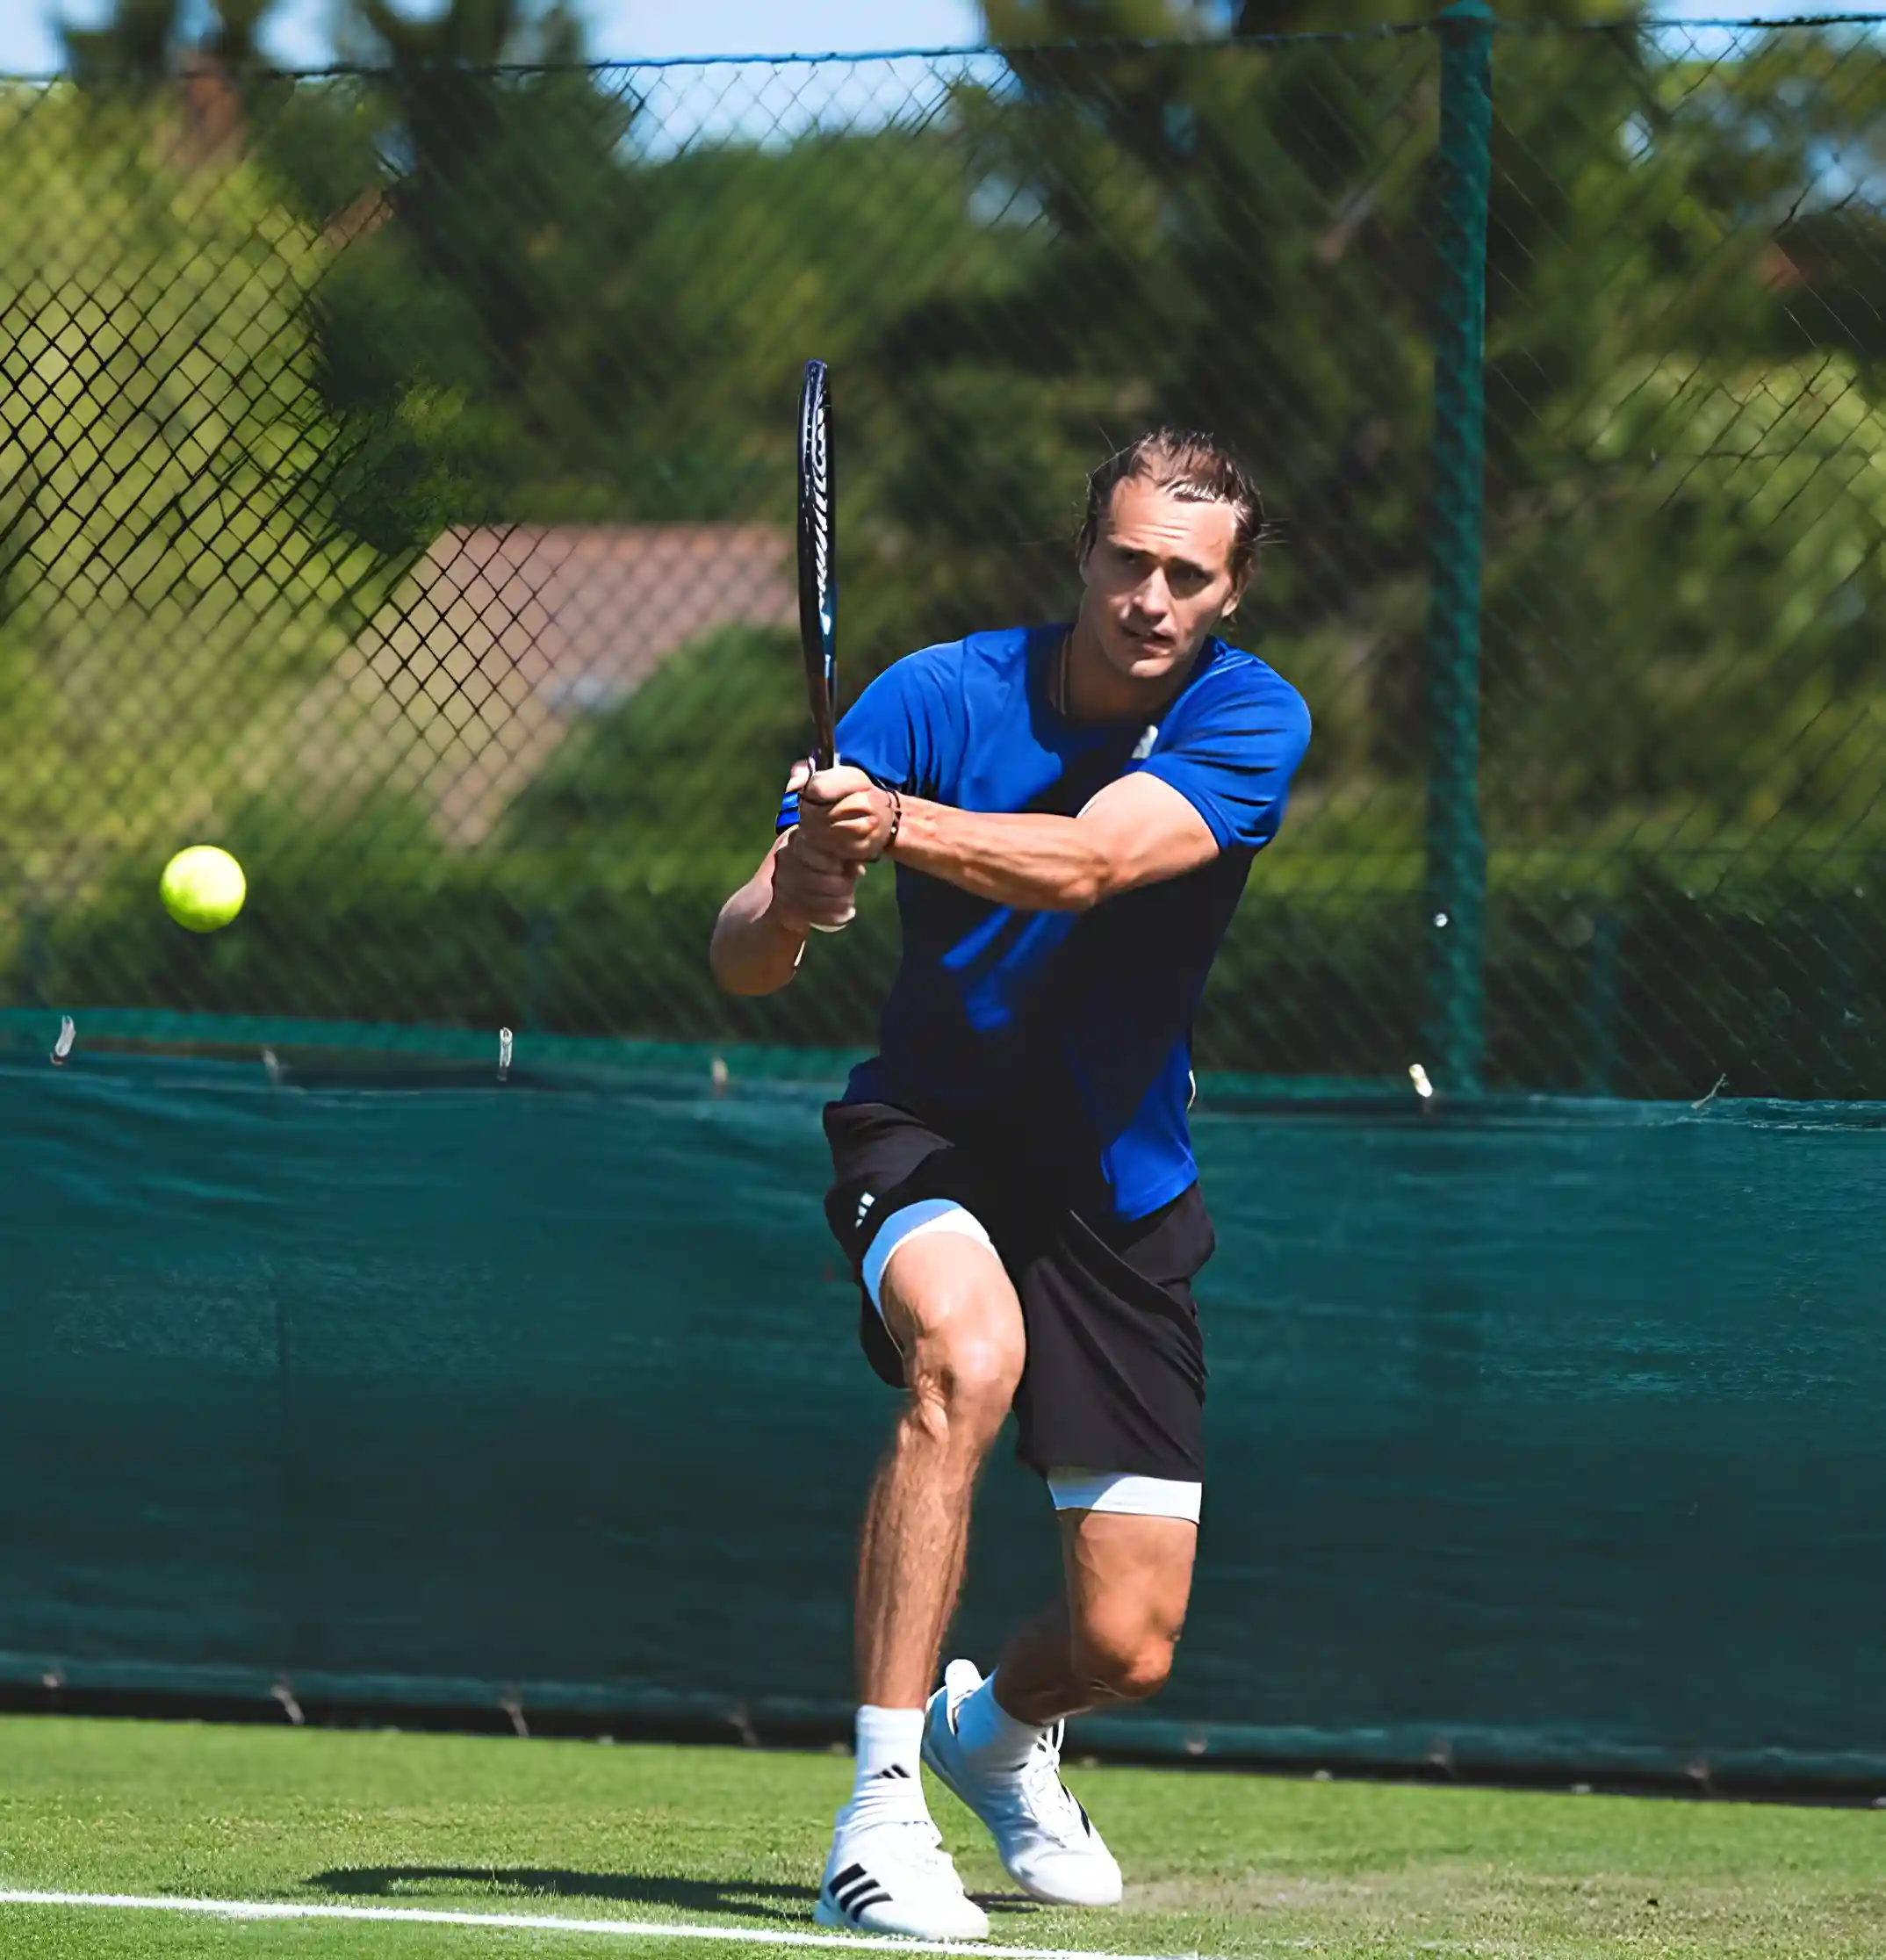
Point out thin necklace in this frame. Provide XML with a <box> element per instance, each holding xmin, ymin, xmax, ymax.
<box><xmin>1055</xmin><ymin>631</ymin><xmax>1071</xmax><ymax>715</ymax></box>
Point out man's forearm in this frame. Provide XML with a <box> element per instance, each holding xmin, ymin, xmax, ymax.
<box><xmin>710</xmin><ymin>876</ymin><xmax>807</xmax><ymax>995</ymax></box>
<box><xmin>889</xmin><ymin>796</ymin><xmax>1111</xmax><ymax>912</ymax></box>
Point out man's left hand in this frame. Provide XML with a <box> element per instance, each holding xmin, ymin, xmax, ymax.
<box><xmin>796</xmin><ymin>763</ymin><xmax>896</xmax><ymax>863</ymax></box>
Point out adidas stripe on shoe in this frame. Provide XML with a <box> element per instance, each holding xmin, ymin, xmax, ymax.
<box><xmin>825</xmin><ymin>1862</ymin><xmax>895</xmax><ymax>1917</ymax></box>
<box><xmin>815</xmin><ymin>1806</ymin><xmax>989</xmax><ymax>1941</ymax></box>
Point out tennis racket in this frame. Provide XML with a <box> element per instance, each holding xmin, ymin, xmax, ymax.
<box><xmin>795</xmin><ymin>359</ymin><xmax>851</xmax><ymax>932</ymax></box>
<box><xmin>796</xmin><ymin>357</ymin><xmax>837</xmax><ymax>771</ymax></box>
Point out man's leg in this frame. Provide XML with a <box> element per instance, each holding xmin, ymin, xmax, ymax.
<box><xmin>817</xmin><ymin>1217</ymin><xmax>1022</xmax><ymax>1942</ymax></box>
<box><xmin>921</xmin><ymin>1501</ymin><xmax>1198</xmax><ymax>1907</ymax></box>
<box><xmin>857</xmin><ymin>1228</ymin><xmax>1026</xmax><ymax>1704</ymax></box>
<box><xmin>986</xmin><ymin>1508</ymin><xmax>1197</xmax><ymax>1722</ymax></box>
<box><xmin>918</xmin><ymin>1176</ymin><xmax>1211</xmax><ymax>1907</ymax></box>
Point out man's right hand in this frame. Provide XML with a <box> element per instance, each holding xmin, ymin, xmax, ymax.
<box><xmin>772</xmin><ymin>825</ymin><xmax>862</xmax><ymax>935</ymax></box>
<box><xmin>709</xmin><ymin>768</ymin><xmax>863</xmax><ymax>995</ymax></box>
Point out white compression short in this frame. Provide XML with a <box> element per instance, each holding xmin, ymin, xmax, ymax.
<box><xmin>859</xmin><ymin>1200</ymin><xmax>1204</xmax><ymax>1526</ymax></box>
<box><xmin>1045</xmin><ymin>1467</ymin><xmax>1203</xmax><ymax>1524</ymax></box>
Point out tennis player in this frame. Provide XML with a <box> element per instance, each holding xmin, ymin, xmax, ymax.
<box><xmin>711</xmin><ymin>429</ymin><xmax>1309</xmax><ymax>1941</ymax></box>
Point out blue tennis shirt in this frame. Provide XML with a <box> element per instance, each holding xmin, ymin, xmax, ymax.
<box><xmin>788</xmin><ymin>623</ymin><xmax>1310</xmax><ymax>1221</ymax></box>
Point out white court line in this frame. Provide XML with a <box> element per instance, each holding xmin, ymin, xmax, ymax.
<box><xmin>0</xmin><ymin>1889</ymin><xmax>1220</xmax><ymax>1959</ymax></box>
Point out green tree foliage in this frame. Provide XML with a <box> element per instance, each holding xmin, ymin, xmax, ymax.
<box><xmin>7</xmin><ymin>7</ymin><xmax>1886</xmax><ymax>1086</ymax></box>
<box><xmin>59</xmin><ymin>0</ymin><xmax>184</xmax><ymax>85</ymax></box>
<box><xmin>60</xmin><ymin>0</ymin><xmax>274</xmax><ymax>85</ymax></box>
<box><xmin>256</xmin><ymin>16</ymin><xmax>1886</xmax><ymax>858</ymax></box>
<box><xmin>862</xmin><ymin>0</ymin><xmax>1446</xmax><ymax>838</ymax></box>
<box><xmin>254</xmin><ymin>1</ymin><xmax>648</xmax><ymax>534</ymax></box>
<box><xmin>1477</xmin><ymin>28</ymin><xmax>1886</xmax><ymax>857</ymax></box>
<box><xmin>499</xmin><ymin>627</ymin><xmax>809</xmax><ymax>881</ymax></box>
<box><xmin>0</xmin><ymin>83</ymin><xmax>400</xmax><ymax>873</ymax></box>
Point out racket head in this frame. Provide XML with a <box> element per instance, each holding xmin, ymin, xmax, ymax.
<box><xmin>796</xmin><ymin>358</ymin><xmax>837</xmax><ymax>772</ymax></box>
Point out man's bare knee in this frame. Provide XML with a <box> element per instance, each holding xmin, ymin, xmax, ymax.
<box><xmin>911</xmin><ymin>1327</ymin><xmax>1022</xmax><ymax>1437</ymax></box>
<box><xmin>1058</xmin><ymin>1508</ymin><xmax>1195</xmax><ymax>1711</ymax></box>
<box><xmin>1074</xmin><ymin>1625</ymin><xmax>1175</xmax><ymax>1704</ymax></box>
<box><xmin>882</xmin><ymin>1239</ymin><xmax>1024</xmax><ymax>1447</ymax></box>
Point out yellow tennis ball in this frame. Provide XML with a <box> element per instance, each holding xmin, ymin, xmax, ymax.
<box><xmin>160</xmin><ymin>845</ymin><xmax>247</xmax><ymax>933</ymax></box>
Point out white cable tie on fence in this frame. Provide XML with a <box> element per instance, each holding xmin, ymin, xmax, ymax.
<box><xmin>499</xmin><ymin>1027</ymin><xmax>514</xmax><ymax>1082</ymax></box>
<box><xmin>50</xmin><ymin>1015</ymin><xmax>75</xmax><ymax>1066</ymax></box>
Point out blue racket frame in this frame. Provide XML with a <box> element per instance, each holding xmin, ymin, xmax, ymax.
<box><xmin>795</xmin><ymin>359</ymin><xmax>838</xmax><ymax>772</ymax></box>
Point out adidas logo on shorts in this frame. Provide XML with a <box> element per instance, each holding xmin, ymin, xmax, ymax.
<box><xmin>854</xmin><ymin>1190</ymin><xmax>876</xmax><ymax>1230</ymax></box>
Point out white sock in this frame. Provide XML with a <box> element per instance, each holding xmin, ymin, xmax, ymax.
<box><xmin>848</xmin><ymin>1704</ymin><xmax>928</xmax><ymax>1816</ymax></box>
<box><xmin>953</xmin><ymin>1670</ymin><xmax>1045</xmax><ymax>1773</ymax></box>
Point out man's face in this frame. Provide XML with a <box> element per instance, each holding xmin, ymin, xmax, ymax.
<box><xmin>1077</xmin><ymin>475</ymin><xmax>1247</xmax><ymax>686</ymax></box>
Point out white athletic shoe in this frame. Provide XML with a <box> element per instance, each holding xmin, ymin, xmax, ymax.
<box><xmin>922</xmin><ymin>1658</ymin><xmax>1124</xmax><ymax>1908</ymax></box>
<box><xmin>815</xmin><ymin>1799</ymin><xmax>990</xmax><ymax>1941</ymax></box>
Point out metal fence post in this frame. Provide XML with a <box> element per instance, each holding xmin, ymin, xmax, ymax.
<box><xmin>1425</xmin><ymin>0</ymin><xmax>1493</xmax><ymax>1094</ymax></box>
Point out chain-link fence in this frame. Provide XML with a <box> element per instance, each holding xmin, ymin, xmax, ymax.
<box><xmin>3</xmin><ymin>18</ymin><xmax>1883</xmax><ymax>1097</ymax></box>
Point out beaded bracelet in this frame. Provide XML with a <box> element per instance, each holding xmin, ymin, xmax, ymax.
<box><xmin>881</xmin><ymin>787</ymin><xmax>903</xmax><ymax>859</ymax></box>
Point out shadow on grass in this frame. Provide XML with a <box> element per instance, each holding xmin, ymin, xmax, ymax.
<box><xmin>307</xmin><ymin>1868</ymin><xmax>817</xmax><ymax>1920</ymax></box>
<box><xmin>309</xmin><ymin>1868</ymin><xmax>1043</xmax><ymax>1922</ymax></box>
<box><xmin>970</xmin><ymin>1892</ymin><xmax>1041</xmax><ymax>1914</ymax></box>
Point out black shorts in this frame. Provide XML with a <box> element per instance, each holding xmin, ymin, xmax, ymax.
<box><xmin>823</xmin><ymin>1100</ymin><xmax>1213</xmax><ymax>1483</ymax></box>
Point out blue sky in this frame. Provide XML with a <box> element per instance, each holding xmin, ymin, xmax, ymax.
<box><xmin>4</xmin><ymin>0</ymin><xmax>982</xmax><ymax>73</ymax></box>
<box><xmin>5</xmin><ymin>0</ymin><xmax>1870</xmax><ymax>74</ymax></box>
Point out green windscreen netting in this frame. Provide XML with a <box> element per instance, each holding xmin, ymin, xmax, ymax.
<box><xmin>4</xmin><ymin>1048</ymin><xmax>1881</xmax><ymax>1786</ymax></box>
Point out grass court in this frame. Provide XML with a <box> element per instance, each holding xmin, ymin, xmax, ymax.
<box><xmin>2</xmin><ymin>1717</ymin><xmax>1882</xmax><ymax>1957</ymax></box>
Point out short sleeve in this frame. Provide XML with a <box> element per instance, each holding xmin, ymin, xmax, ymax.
<box><xmin>1138</xmin><ymin>666</ymin><xmax>1311</xmax><ymax>853</ymax></box>
<box><xmin>777</xmin><ymin>645</ymin><xmax>967</xmax><ymax>832</ymax></box>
